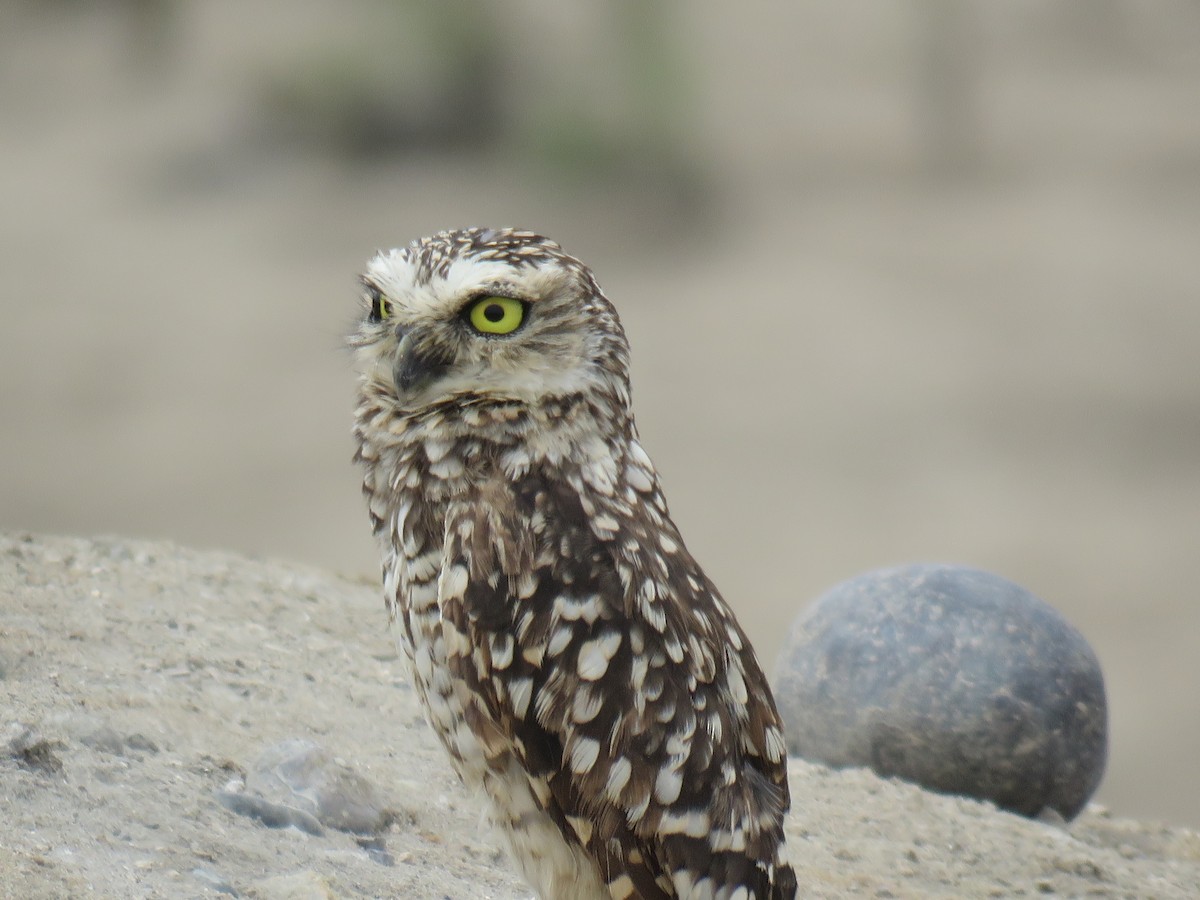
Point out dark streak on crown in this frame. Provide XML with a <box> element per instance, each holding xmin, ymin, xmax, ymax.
<box><xmin>407</xmin><ymin>227</ymin><xmax>584</xmax><ymax>287</ymax></box>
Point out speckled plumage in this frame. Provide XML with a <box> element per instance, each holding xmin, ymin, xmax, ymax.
<box><xmin>351</xmin><ymin>228</ymin><xmax>796</xmax><ymax>900</ymax></box>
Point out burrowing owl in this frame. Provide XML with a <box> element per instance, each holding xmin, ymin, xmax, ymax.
<box><xmin>351</xmin><ymin>228</ymin><xmax>796</xmax><ymax>899</ymax></box>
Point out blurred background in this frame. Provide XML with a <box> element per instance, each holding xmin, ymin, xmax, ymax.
<box><xmin>2</xmin><ymin>0</ymin><xmax>1198</xmax><ymax>828</ymax></box>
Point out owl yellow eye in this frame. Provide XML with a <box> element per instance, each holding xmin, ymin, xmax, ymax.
<box><xmin>368</xmin><ymin>290</ymin><xmax>393</xmax><ymax>324</ymax></box>
<box><xmin>467</xmin><ymin>296</ymin><xmax>525</xmax><ymax>335</ymax></box>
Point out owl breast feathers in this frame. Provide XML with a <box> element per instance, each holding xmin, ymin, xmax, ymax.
<box><xmin>351</xmin><ymin>227</ymin><xmax>797</xmax><ymax>900</ymax></box>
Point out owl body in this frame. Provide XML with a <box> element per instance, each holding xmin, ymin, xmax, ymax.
<box><xmin>352</xmin><ymin>229</ymin><xmax>796</xmax><ymax>899</ymax></box>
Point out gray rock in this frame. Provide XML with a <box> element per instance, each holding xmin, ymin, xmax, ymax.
<box><xmin>774</xmin><ymin>564</ymin><xmax>1108</xmax><ymax>820</ymax></box>
<box><xmin>243</xmin><ymin>739</ymin><xmax>394</xmax><ymax>835</ymax></box>
<box><xmin>79</xmin><ymin>724</ymin><xmax>129</xmax><ymax>755</ymax></box>
<box><xmin>66</xmin><ymin>715</ymin><xmax>161</xmax><ymax>757</ymax></box>
<box><xmin>215</xmin><ymin>790</ymin><xmax>326</xmax><ymax>836</ymax></box>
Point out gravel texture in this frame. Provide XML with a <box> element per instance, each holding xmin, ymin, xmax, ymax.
<box><xmin>3</xmin><ymin>533</ymin><xmax>1198</xmax><ymax>899</ymax></box>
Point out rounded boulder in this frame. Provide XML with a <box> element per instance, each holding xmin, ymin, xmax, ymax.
<box><xmin>773</xmin><ymin>564</ymin><xmax>1107</xmax><ymax>820</ymax></box>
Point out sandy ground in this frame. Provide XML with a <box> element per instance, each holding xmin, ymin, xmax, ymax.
<box><xmin>2</xmin><ymin>2</ymin><xmax>1199</xmax><ymax>833</ymax></box>
<box><xmin>4</xmin><ymin>533</ymin><xmax>1200</xmax><ymax>900</ymax></box>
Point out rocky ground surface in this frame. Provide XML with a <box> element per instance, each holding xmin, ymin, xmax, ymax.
<box><xmin>3</xmin><ymin>533</ymin><xmax>1199</xmax><ymax>899</ymax></box>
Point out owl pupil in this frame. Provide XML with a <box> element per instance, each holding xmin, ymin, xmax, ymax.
<box><xmin>484</xmin><ymin>304</ymin><xmax>505</xmax><ymax>322</ymax></box>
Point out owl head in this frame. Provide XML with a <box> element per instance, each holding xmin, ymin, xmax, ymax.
<box><xmin>351</xmin><ymin>228</ymin><xmax>631</xmax><ymax>413</ymax></box>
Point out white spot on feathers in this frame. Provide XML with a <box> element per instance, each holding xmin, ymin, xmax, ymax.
<box><xmin>657</xmin><ymin>763</ymin><xmax>686</xmax><ymax>806</ymax></box>
<box><xmin>414</xmin><ymin>643</ymin><xmax>434</xmax><ymax>683</ymax></box>
<box><xmin>500</xmin><ymin>446</ymin><xmax>531</xmax><ymax>478</ymax></box>
<box><xmin>408</xmin><ymin>579</ymin><xmax>438</xmax><ymax>612</ymax></box>
<box><xmin>443</xmin><ymin>624</ymin><xmax>472</xmax><ymax>658</ymax></box>
<box><xmin>509</xmin><ymin>677</ymin><xmax>533</xmax><ymax>719</ymax></box>
<box><xmin>572</xmin><ymin>687</ymin><xmax>604</xmax><ymax>723</ymax></box>
<box><xmin>489</xmin><ymin>632</ymin><xmax>515</xmax><ymax>669</ymax></box>
<box><xmin>567</xmin><ymin>815</ymin><xmax>594</xmax><ymax>846</ymax></box>
<box><xmin>625</xmin><ymin>463</ymin><xmax>654</xmax><ymax>493</ymax></box>
<box><xmin>764</xmin><ymin>725</ymin><xmax>787</xmax><ymax>763</ymax></box>
<box><xmin>429</xmin><ymin>455</ymin><xmax>465</xmax><ymax>479</ymax></box>
<box><xmin>627</xmin><ymin>788</ymin><xmax>651</xmax><ymax>824</ymax></box>
<box><xmin>514</xmin><ymin>571</ymin><xmax>538</xmax><ymax>599</ymax></box>
<box><xmin>659</xmin><ymin>809</ymin><xmax>710</xmax><ymax>838</ymax></box>
<box><xmin>547</xmin><ymin>625</ymin><xmax>574</xmax><ymax>658</ymax></box>
<box><xmin>605</xmin><ymin>757</ymin><xmax>632</xmax><ymax>801</ymax></box>
<box><xmin>629</xmin><ymin>440</ymin><xmax>654</xmax><ymax>471</ymax></box>
<box><xmin>727</xmin><ymin>660</ymin><xmax>749</xmax><ymax>705</ymax></box>
<box><xmin>577</xmin><ymin>631</ymin><xmax>622</xmax><ymax>681</ymax></box>
<box><xmin>408</xmin><ymin>550</ymin><xmax>441</xmax><ymax>583</ymax></box>
<box><xmin>664</xmin><ymin>638</ymin><xmax>684</xmax><ymax>664</ymax></box>
<box><xmin>710</xmin><ymin>826</ymin><xmax>748</xmax><ymax>853</ymax></box>
<box><xmin>570</xmin><ymin>736</ymin><xmax>600</xmax><ymax>775</ymax></box>
<box><xmin>591</xmin><ymin>513</ymin><xmax>620</xmax><ymax>537</ymax></box>
<box><xmin>608</xmin><ymin>874</ymin><xmax>635</xmax><ymax>898</ymax></box>
<box><xmin>581</xmin><ymin>455</ymin><xmax>617</xmax><ymax>495</ymax></box>
<box><xmin>423</xmin><ymin>439</ymin><xmax>451</xmax><ymax>462</ymax></box>
<box><xmin>706</xmin><ymin>712</ymin><xmax>724</xmax><ymax>745</ymax></box>
<box><xmin>554</xmin><ymin>593</ymin><xmax>602</xmax><ymax>624</ymax></box>
<box><xmin>724</xmin><ymin>623</ymin><xmax>744</xmax><ymax>651</ymax></box>
<box><xmin>441</xmin><ymin>564</ymin><xmax>468</xmax><ymax>601</ymax></box>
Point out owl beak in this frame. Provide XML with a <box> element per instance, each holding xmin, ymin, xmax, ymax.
<box><xmin>392</xmin><ymin>329</ymin><xmax>452</xmax><ymax>397</ymax></box>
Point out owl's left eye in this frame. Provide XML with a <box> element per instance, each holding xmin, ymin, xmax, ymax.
<box><xmin>466</xmin><ymin>296</ymin><xmax>525</xmax><ymax>335</ymax></box>
<box><xmin>367</xmin><ymin>289</ymin><xmax>393</xmax><ymax>324</ymax></box>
